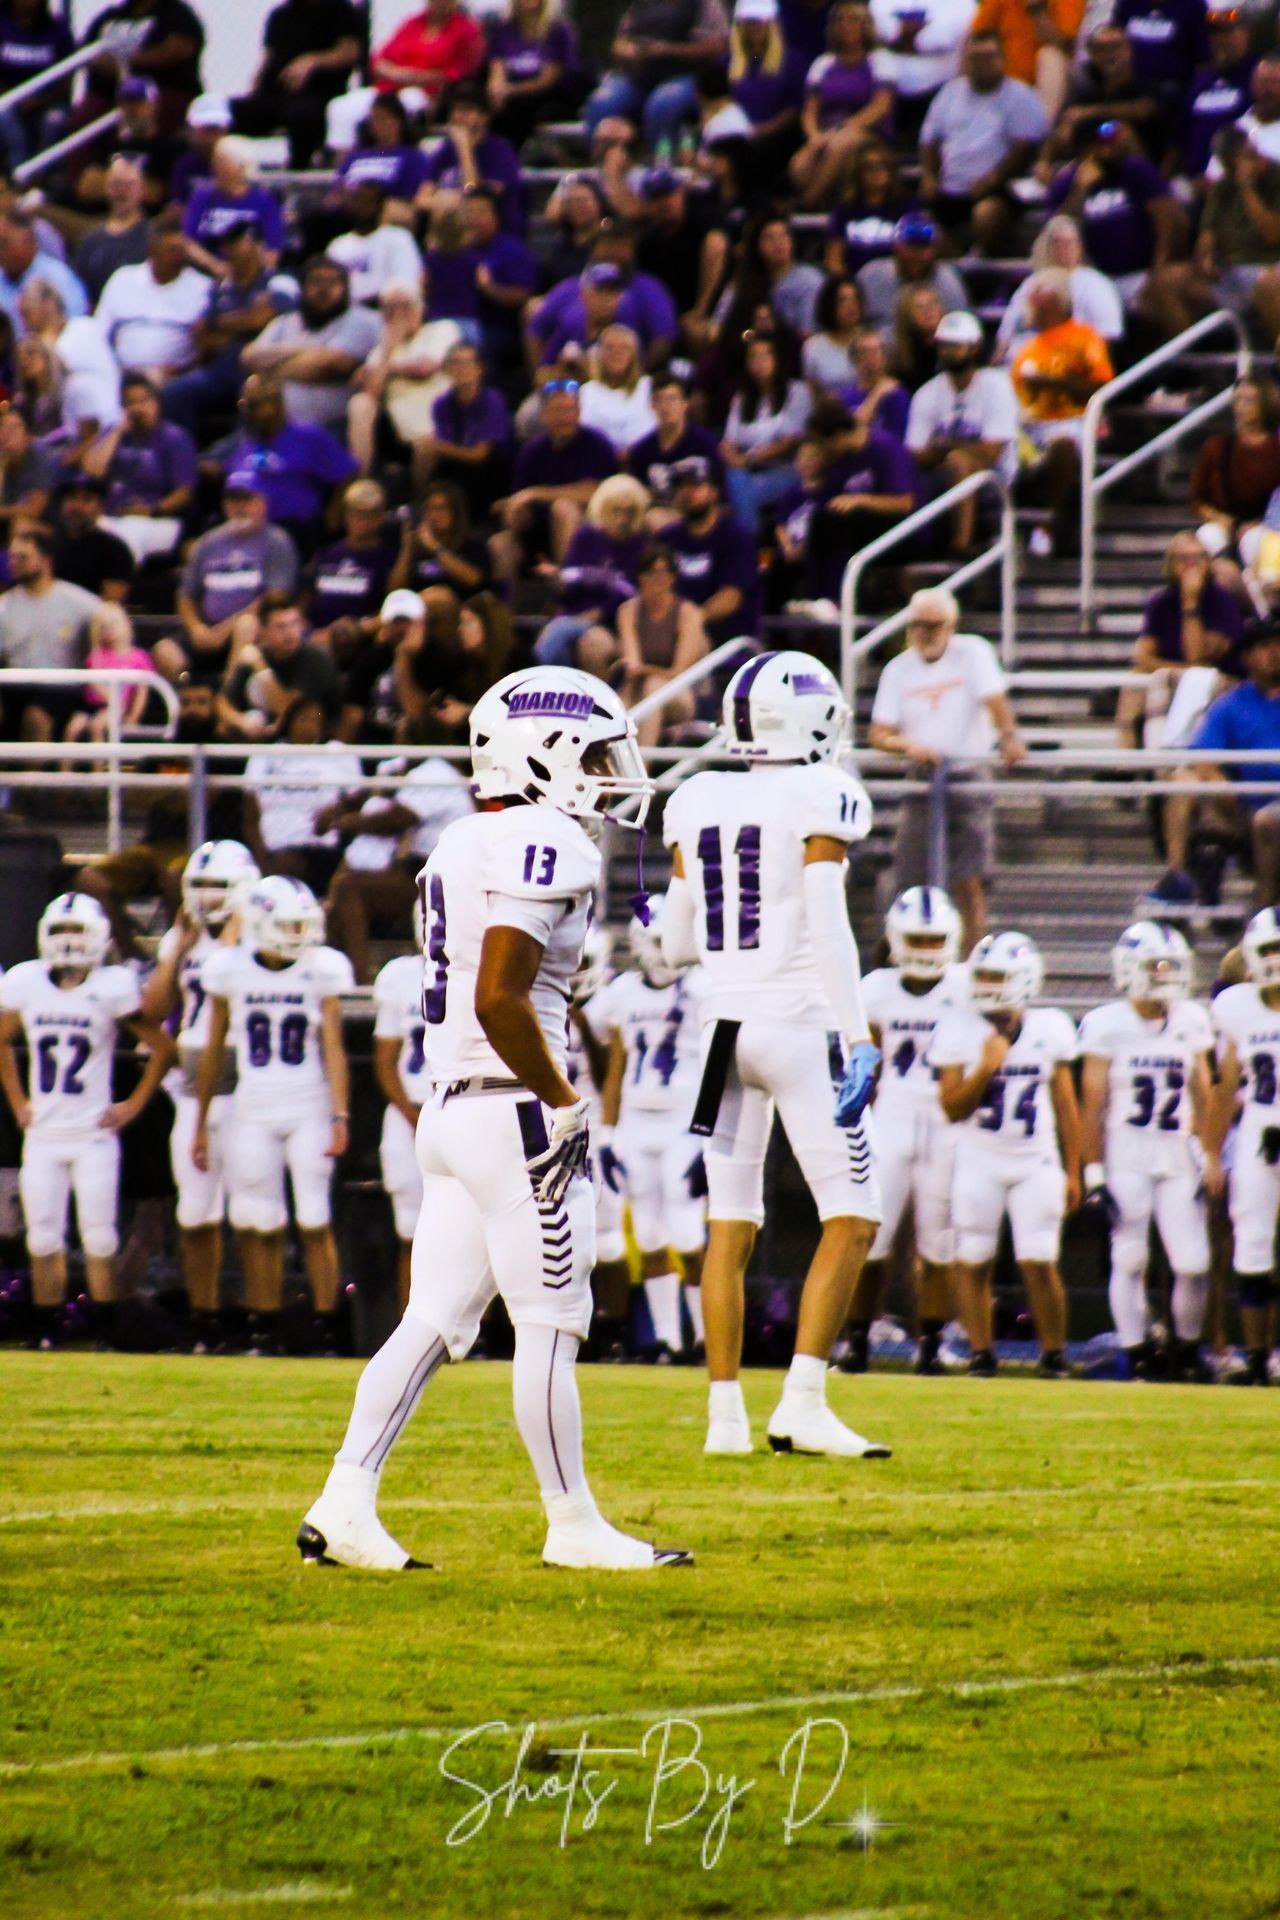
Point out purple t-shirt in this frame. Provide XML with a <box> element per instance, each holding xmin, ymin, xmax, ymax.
<box><xmin>338</xmin><ymin>145</ymin><xmax>431</xmax><ymax>200</ymax></box>
<box><xmin>772</xmin><ymin>477</ymin><xmax>823</xmax><ymax>550</ymax></box>
<box><xmin>805</xmin><ymin>52</ymin><xmax>893</xmax><ymax>133</ymax></box>
<box><xmin>533</xmin><ymin>272</ymin><xmax>678</xmax><ymax>363</ymax></box>
<box><xmin>103</xmin><ymin>420</ymin><xmax>199</xmax><ymax>515</ymax></box>
<box><xmin>827</xmin><ymin>195</ymin><xmax>917</xmax><ymax>276</ymax></box>
<box><xmin>512</xmin><ymin>426</ymin><xmax>617</xmax><ymax>493</ymax></box>
<box><xmin>835</xmin><ymin>381</ymin><xmax>911</xmax><ymax>442</ymax></box>
<box><xmin>557</xmin><ymin>525</ymin><xmax>647</xmax><ymax>618</ymax></box>
<box><xmin>1142</xmin><ymin>579</ymin><xmax>1244</xmax><ymax>665</ymax></box>
<box><xmin>425</xmin><ymin>247</ymin><xmax>481</xmax><ymax>319</ymax></box>
<box><xmin>823</xmin><ymin>429</ymin><xmax>919</xmax><ymax>505</ymax></box>
<box><xmin>732</xmin><ymin>53</ymin><xmax>806</xmax><ymax>127</ymax></box>
<box><xmin>626</xmin><ymin>422</ymin><xmax>724</xmax><ymax>503</ymax></box>
<box><xmin>0</xmin><ymin>10</ymin><xmax>73</xmax><ymax>96</ymax></box>
<box><xmin>222</xmin><ymin>423</ymin><xmax>358</xmax><ymax>525</ymax></box>
<box><xmin>431</xmin><ymin>383</ymin><xmax>512</xmax><ymax>451</ymax></box>
<box><xmin>659</xmin><ymin>508</ymin><xmax>759</xmax><ymax>642</ymax></box>
<box><xmin>1185</xmin><ymin>57</ymin><xmax>1255</xmax><ymax>178</ymax></box>
<box><xmin>1046</xmin><ymin>156</ymin><xmax>1170</xmax><ymax>276</ymax></box>
<box><xmin>182</xmin><ymin>183</ymin><xmax>285</xmax><ymax>255</ymax></box>
<box><xmin>1114</xmin><ymin>0</ymin><xmax>1207</xmax><ymax>87</ymax></box>
<box><xmin>779</xmin><ymin>0</ymin><xmax>832</xmax><ymax>65</ymax></box>
<box><xmin>486</xmin><ymin>15</ymin><xmax>578</xmax><ymax>81</ymax></box>
<box><xmin>423</xmin><ymin>132</ymin><xmax>526</xmax><ymax>231</ymax></box>
<box><xmin>307</xmin><ymin>538</ymin><xmax>396</xmax><ymax>629</ymax></box>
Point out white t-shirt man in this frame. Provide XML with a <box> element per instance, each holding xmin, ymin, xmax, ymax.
<box><xmin>245</xmin><ymin>744</ymin><xmax>365</xmax><ymax>853</ymax></box>
<box><xmin>906</xmin><ymin>366</ymin><xmax>1019</xmax><ymax>483</ymax></box>
<box><xmin>54</xmin><ymin>315</ymin><xmax>122</xmax><ymax>430</ymax></box>
<box><xmin>327</xmin><ymin>226</ymin><xmax>424</xmax><ymax>308</ymax></box>
<box><xmin>343</xmin><ymin>757</ymin><xmax>475</xmax><ymax>871</ymax></box>
<box><xmin>868</xmin><ymin>0</ymin><xmax>975</xmax><ymax>98</ymax></box>
<box><xmin>95</xmin><ymin>262</ymin><xmax>212</xmax><ymax>373</ymax></box>
<box><xmin>870</xmin><ymin>630</ymin><xmax>1006</xmax><ymax>761</ymax></box>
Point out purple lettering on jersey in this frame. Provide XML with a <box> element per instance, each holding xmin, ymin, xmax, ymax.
<box><xmin>508</xmin><ymin>689</ymin><xmax>596</xmax><ymax>720</ymax></box>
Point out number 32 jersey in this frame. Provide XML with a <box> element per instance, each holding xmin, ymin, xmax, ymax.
<box><xmin>929</xmin><ymin>1005</ymin><xmax>1079</xmax><ymax>1157</ymax></box>
<box><xmin>418</xmin><ymin>805</ymin><xmax>599</xmax><ymax>1084</ymax></box>
<box><xmin>0</xmin><ymin>961</ymin><xmax>140</xmax><ymax>1136</ymax></box>
<box><xmin>1212</xmin><ymin>984</ymin><xmax>1280</xmax><ymax>1148</ymax></box>
<box><xmin>662</xmin><ymin>762</ymin><xmax>871</xmax><ymax>1025</ymax></box>
<box><xmin>1078</xmin><ymin>997</ymin><xmax>1213</xmax><ymax>1172</ymax></box>
<box><xmin>200</xmin><ymin>943</ymin><xmax>354</xmax><ymax>1121</ymax></box>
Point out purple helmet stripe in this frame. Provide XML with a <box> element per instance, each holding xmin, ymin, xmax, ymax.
<box><xmin>731</xmin><ymin>652</ymin><xmax>776</xmax><ymax>745</ymax></box>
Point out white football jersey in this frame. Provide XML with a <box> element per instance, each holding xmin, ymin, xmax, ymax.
<box><xmin>373</xmin><ymin>952</ymin><xmax>430</xmax><ymax>1108</ymax></box>
<box><xmin>200</xmin><ymin>942</ymin><xmax>354</xmax><ymax>1120</ymax></box>
<box><xmin>928</xmin><ymin>1004</ymin><xmax>1079</xmax><ymax>1157</ymax></box>
<box><xmin>1213</xmin><ymin>984</ymin><xmax>1280</xmax><ymax>1144</ymax></box>
<box><xmin>158</xmin><ymin>923</ymin><xmax>235</xmax><ymax>1097</ymax></box>
<box><xmin>662</xmin><ymin>762</ymin><xmax>871</xmax><ymax>1023</ymax></box>
<box><xmin>1078</xmin><ymin>997</ymin><xmax>1213</xmax><ymax>1170</ymax></box>
<box><xmin>0</xmin><ymin>960</ymin><xmax>140</xmax><ymax>1136</ymax></box>
<box><xmin>863</xmin><ymin>963</ymin><xmax>969</xmax><ymax>1123</ymax></box>
<box><xmin>592</xmin><ymin>967</ymin><xmax>710</xmax><ymax>1114</ymax></box>
<box><xmin>418</xmin><ymin>804</ymin><xmax>599</xmax><ymax>1083</ymax></box>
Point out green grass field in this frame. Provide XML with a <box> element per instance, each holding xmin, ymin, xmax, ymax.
<box><xmin>2</xmin><ymin>1355</ymin><xmax>1279</xmax><ymax>1920</ymax></box>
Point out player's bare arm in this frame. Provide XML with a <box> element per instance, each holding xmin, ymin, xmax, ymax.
<box><xmin>139</xmin><ymin>911</ymin><xmax>200</xmax><ymax>1023</ymax></box>
<box><xmin>570</xmin><ymin>1002</ymin><xmax>612</xmax><ymax>1093</ymax></box>
<box><xmin>1189</xmin><ymin>1053</ymin><xmax>1225</xmax><ymax>1198</ymax></box>
<box><xmin>475</xmin><ymin>924</ymin><xmax>578</xmax><ymax>1109</ymax></box>
<box><xmin>1080</xmin><ymin>1053</ymin><xmax>1110</xmax><ymax>1171</ymax></box>
<box><xmin>601</xmin><ymin>1029</ymin><xmax>625</xmax><ymax>1129</ymax></box>
<box><xmin>320</xmin><ymin>997</ymin><xmax>350</xmax><ymax>1159</ymax></box>
<box><xmin>1050</xmin><ymin>1062</ymin><xmax>1083</xmax><ymax>1211</ymax></box>
<box><xmin>0</xmin><ymin>1008</ymin><xmax>31</xmax><ymax>1129</ymax></box>
<box><xmin>192</xmin><ymin>996</ymin><xmax>232</xmax><ymax>1172</ymax></box>
<box><xmin>1207</xmin><ymin>1039</ymin><xmax>1242</xmax><ymax>1157</ymax></box>
<box><xmin>101</xmin><ymin>1015</ymin><xmax>177</xmax><ymax>1131</ymax></box>
<box><xmin>938</xmin><ymin>1030</ymin><xmax>1012</xmax><ymax>1122</ymax></box>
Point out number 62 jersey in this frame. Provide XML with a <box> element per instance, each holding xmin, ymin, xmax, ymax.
<box><xmin>200</xmin><ymin>942</ymin><xmax>354</xmax><ymax>1119</ymax></box>
<box><xmin>0</xmin><ymin>960</ymin><xmax>140</xmax><ymax>1134</ymax></box>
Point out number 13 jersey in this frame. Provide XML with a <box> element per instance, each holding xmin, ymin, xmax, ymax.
<box><xmin>417</xmin><ymin>805</ymin><xmax>600</xmax><ymax>1085</ymax></box>
<box><xmin>200</xmin><ymin>943</ymin><xmax>354</xmax><ymax>1120</ymax></box>
<box><xmin>662</xmin><ymin>763</ymin><xmax>871</xmax><ymax>1025</ymax></box>
<box><xmin>0</xmin><ymin>961</ymin><xmax>140</xmax><ymax>1136</ymax></box>
<box><xmin>1078</xmin><ymin>997</ymin><xmax>1213</xmax><ymax>1172</ymax></box>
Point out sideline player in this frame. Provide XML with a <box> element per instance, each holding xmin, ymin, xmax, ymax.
<box><xmin>662</xmin><ymin>650</ymin><xmax>889</xmax><ymax>1458</ymax></box>
<box><xmin>930</xmin><ymin>931</ymin><xmax>1080</xmax><ymax>1377</ymax></box>
<box><xmin>193</xmin><ymin>875</ymin><xmax>354</xmax><ymax>1355</ymax></box>
<box><xmin>596</xmin><ymin>895</ymin><xmax>708</xmax><ymax>1360</ymax></box>
<box><xmin>372</xmin><ymin>938</ymin><xmax>429</xmax><ymax>1316</ymax></box>
<box><xmin>847</xmin><ymin>886</ymin><xmax>966</xmax><ymax>1375</ymax></box>
<box><xmin>0</xmin><ymin>893</ymin><xmax>175</xmax><ymax>1347</ymax></box>
<box><xmin>141</xmin><ymin>840</ymin><xmax>260</xmax><ymax>1348</ymax></box>
<box><xmin>1210</xmin><ymin>907</ymin><xmax>1280</xmax><ymax>1384</ymax></box>
<box><xmin>1079</xmin><ymin>922</ymin><xmax>1221</xmax><ymax>1379</ymax></box>
<box><xmin>567</xmin><ymin>928</ymin><xmax>633</xmax><ymax>1357</ymax></box>
<box><xmin>300</xmin><ymin>666</ymin><xmax>691</xmax><ymax>1571</ymax></box>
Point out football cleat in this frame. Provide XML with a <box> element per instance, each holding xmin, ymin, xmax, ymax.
<box><xmin>542</xmin><ymin>1492</ymin><xmax>693</xmax><ymax>1570</ymax></box>
<box><xmin>967</xmin><ymin>1349</ymin><xmax>999</xmax><ymax>1378</ymax></box>
<box><xmin>1036</xmin><ymin>1349</ymin><xmax>1072</xmax><ymax>1380</ymax></box>
<box><xmin>704</xmin><ymin>1413</ymin><xmax>754</xmax><ymax>1455</ymax></box>
<box><xmin>297</xmin><ymin>1499</ymin><xmax>431</xmax><ymax>1571</ymax></box>
<box><xmin>766</xmin><ymin>1398</ymin><xmax>891</xmax><ymax>1458</ymax></box>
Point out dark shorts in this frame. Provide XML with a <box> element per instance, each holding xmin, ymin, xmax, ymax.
<box><xmin>0</xmin><ymin>683</ymin><xmax>84</xmax><ymax>738</ymax></box>
<box><xmin>931</xmin><ymin>187</ymin><xmax>1017</xmax><ymax>229</ymax></box>
<box><xmin>893</xmin><ymin>777</ymin><xmax>996</xmax><ymax>887</ymax></box>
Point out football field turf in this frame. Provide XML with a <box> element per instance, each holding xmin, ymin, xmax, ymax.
<box><xmin>3</xmin><ymin>1355</ymin><xmax>1278</xmax><ymax>1920</ymax></box>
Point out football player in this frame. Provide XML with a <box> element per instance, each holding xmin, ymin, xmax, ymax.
<box><xmin>1079</xmin><ymin>922</ymin><xmax>1221</xmax><ymax>1379</ymax></box>
<box><xmin>0</xmin><ymin>893</ymin><xmax>175</xmax><ymax>1347</ymax></box>
<box><xmin>1210</xmin><ymin>907</ymin><xmax>1280</xmax><ymax>1385</ymax></box>
<box><xmin>141</xmin><ymin>840</ymin><xmax>260</xmax><ymax>1348</ymax></box>
<box><xmin>595</xmin><ymin>895</ymin><xmax>709</xmax><ymax>1361</ymax></box>
<box><xmin>372</xmin><ymin>938</ymin><xmax>429</xmax><ymax>1316</ymax></box>
<box><xmin>662</xmin><ymin>651</ymin><xmax>889</xmax><ymax>1459</ymax></box>
<box><xmin>929</xmin><ymin>931</ymin><xmax>1080</xmax><ymax>1377</ymax></box>
<box><xmin>193</xmin><ymin>876</ymin><xmax>354</xmax><ymax>1356</ymax></box>
<box><xmin>300</xmin><ymin>666</ymin><xmax>691</xmax><ymax>1571</ymax></box>
<box><xmin>566</xmin><ymin>927</ymin><xmax>633</xmax><ymax>1357</ymax></box>
<box><xmin>848</xmin><ymin>886</ymin><xmax>967</xmax><ymax>1375</ymax></box>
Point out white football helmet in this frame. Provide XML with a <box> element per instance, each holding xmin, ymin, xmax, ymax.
<box><xmin>237</xmin><ymin>874</ymin><xmax>325</xmax><ymax>962</ymax></box>
<box><xmin>1244</xmin><ymin>907</ymin><xmax>1280</xmax><ymax>989</ymax></box>
<box><xmin>886</xmin><ymin>885</ymin><xmax>961</xmax><ymax>982</ymax></box>
<box><xmin>37</xmin><ymin>892</ymin><xmax>111</xmax><ymax>970</ymax></box>
<box><xmin>182</xmin><ymin>839</ymin><xmax>260</xmax><ymax>930</ymax></box>
<box><xmin>469</xmin><ymin>667</ymin><xmax>652</xmax><ymax>825</ymax></box>
<box><xmin>1112</xmin><ymin>920</ymin><xmax>1191</xmax><ymax>1004</ymax></box>
<box><xmin>968</xmin><ymin>930</ymin><xmax>1043</xmax><ymax>1012</ymax></box>
<box><xmin>722</xmin><ymin>650</ymin><xmax>849</xmax><ymax>764</ymax></box>
<box><xmin>630</xmin><ymin>892</ymin><xmax>681</xmax><ymax>987</ymax></box>
<box><xmin>571</xmin><ymin>925</ymin><xmax>612</xmax><ymax>1005</ymax></box>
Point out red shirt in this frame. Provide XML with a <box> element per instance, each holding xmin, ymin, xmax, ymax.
<box><xmin>372</xmin><ymin>8</ymin><xmax>484</xmax><ymax>97</ymax></box>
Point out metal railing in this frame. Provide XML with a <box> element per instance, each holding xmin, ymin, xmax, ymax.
<box><xmin>1080</xmin><ymin>309</ymin><xmax>1251</xmax><ymax>627</ymax></box>
<box><xmin>626</xmin><ymin>636</ymin><xmax>757</xmax><ymax>727</ymax></box>
<box><xmin>0</xmin><ymin>668</ymin><xmax>177</xmax><ymax>852</ymax></box>
<box><xmin>13</xmin><ymin>110</ymin><xmax>121</xmax><ymax>187</ymax></box>
<box><xmin>840</xmin><ymin>471</ymin><xmax>1016</xmax><ymax>709</ymax></box>
<box><xmin>0</xmin><ymin>39</ymin><xmax>122</xmax><ymax>119</ymax></box>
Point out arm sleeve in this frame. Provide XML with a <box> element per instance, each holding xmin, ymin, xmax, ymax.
<box><xmin>661</xmin><ymin>873</ymin><xmax>699</xmax><ymax>970</ymax></box>
<box><xmin>802</xmin><ymin>859</ymin><xmax>870</xmax><ymax>1045</ymax></box>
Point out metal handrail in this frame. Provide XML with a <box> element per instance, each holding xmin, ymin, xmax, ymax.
<box><xmin>626</xmin><ymin>636</ymin><xmax>756</xmax><ymax>726</ymax></box>
<box><xmin>1080</xmin><ymin>309</ymin><xmax>1250</xmax><ymax>627</ymax></box>
<box><xmin>0</xmin><ymin>667</ymin><xmax>177</xmax><ymax>853</ymax></box>
<box><xmin>0</xmin><ymin>39</ymin><xmax>124</xmax><ymax>118</ymax></box>
<box><xmin>840</xmin><ymin>471</ymin><xmax>1015</xmax><ymax>709</ymax></box>
<box><xmin>14</xmin><ymin>110</ymin><xmax>122</xmax><ymax>186</ymax></box>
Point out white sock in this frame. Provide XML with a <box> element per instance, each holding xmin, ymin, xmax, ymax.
<box><xmin>644</xmin><ymin>1271</ymin><xmax>682</xmax><ymax>1349</ymax></box>
<box><xmin>1171</xmin><ymin>1271</ymin><xmax>1210</xmax><ymax>1342</ymax></box>
<box><xmin>1108</xmin><ymin>1265</ymin><xmax>1149</xmax><ymax>1349</ymax></box>
<box><xmin>335</xmin><ymin>1316</ymin><xmax>449</xmax><ymax>1474</ymax></box>
<box><xmin>708</xmin><ymin>1378</ymin><xmax>747</xmax><ymax>1421</ymax></box>
<box><xmin>513</xmin><ymin>1322</ymin><xmax>588</xmax><ymax>1497</ymax></box>
<box><xmin>683</xmin><ymin>1282</ymin><xmax>705</xmax><ymax>1343</ymax></box>
<box><xmin>784</xmin><ymin>1353</ymin><xmax>828</xmax><ymax>1399</ymax></box>
<box><xmin>543</xmin><ymin>1486</ymin><xmax>599</xmax><ymax>1530</ymax></box>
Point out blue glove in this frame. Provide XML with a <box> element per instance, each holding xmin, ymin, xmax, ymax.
<box><xmin>834</xmin><ymin>1041</ymin><xmax>880</xmax><ymax>1128</ymax></box>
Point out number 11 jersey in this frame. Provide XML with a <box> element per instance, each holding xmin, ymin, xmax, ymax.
<box><xmin>662</xmin><ymin>763</ymin><xmax>871</xmax><ymax>1025</ymax></box>
<box><xmin>200</xmin><ymin>943</ymin><xmax>354</xmax><ymax>1121</ymax></box>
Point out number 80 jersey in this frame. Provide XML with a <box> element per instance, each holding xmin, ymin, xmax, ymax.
<box><xmin>200</xmin><ymin>943</ymin><xmax>354</xmax><ymax>1120</ymax></box>
<box><xmin>1078</xmin><ymin>997</ymin><xmax>1214</xmax><ymax>1171</ymax></box>
<box><xmin>662</xmin><ymin>762</ymin><xmax>871</xmax><ymax>1024</ymax></box>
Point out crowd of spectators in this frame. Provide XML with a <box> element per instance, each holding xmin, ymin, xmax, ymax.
<box><xmin>10</xmin><ymin>0</ymin><xmax>1280</xmax><ymax>958</ymax></box>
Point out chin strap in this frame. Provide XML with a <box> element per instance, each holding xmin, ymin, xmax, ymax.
<box><xmin>627</xmin><ymin>824</ymin><xmax>651</xmax><ymax>926</ymax></box>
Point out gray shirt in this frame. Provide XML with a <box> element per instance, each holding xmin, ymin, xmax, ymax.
<box><xmin>180</xmin><ymin>523</ymin><xmax>299</xmax><ymax>624</ymax></box>
<box><xmin>252</xmin><ymin>306</ymin><xmax>383</xmax><ymax>429</ymax></box>
<box><xmin>855</xmin><ymin>257</ymin><xmax>969</xmax><ymax>329</ymax></box>
<box><xmin>920</xmin><ymin>76</ymin><xmax>1049</xmax><ymax>195</ymax></box>
<box><xmin>0</xmin><ymin>577</ymin><xmax>101</xmax><ymax>670</ymax></box>
<box><xmin>74</xmin><ymin>219</ymin><xmax>151</xmax><ymax>306</ymax></box>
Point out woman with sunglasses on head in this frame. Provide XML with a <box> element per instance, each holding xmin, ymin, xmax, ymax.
<box><xmin>788</xmin><ymin>0</ymin><xmax>896</xmax><ymax>207</ymax></box>
<box><xmin>721</xmin><ymin>328</ymin><xmax>812</xmax><ymax>534</ymax></box>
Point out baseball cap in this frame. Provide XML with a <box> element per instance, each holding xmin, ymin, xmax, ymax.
<box><xmin>224</xmin><ymin>470</ymin><xmax>267</xmax><ymax>496</ymax></box>
<box><xmin>583</xmin><ymin>261</ymin><xmax>625</xmax><ymax>288</ymax></box>
<box><xmin>641</xmin><ymin>165</ymin><xmax>682</xmax><ymax>200</ymax></box>
<box><xmin>894</xmin><ymin>214</ymin><xmax>937</xmax><ymax>246</ymax></box>
<box><xmin>266</xmin><ymin>273</ymin><xmax>300</xmax><ymax>312</ymax></box>
<box><xmin>119</xmin><ymin>76</ymin><xmax>158</xmax><ymax>104</ymax></box>
<box><xmin>735</xmin><ymin>0</ymin><xmax>779</xmax><ymax>17</ymax></box>
<box><xmin>934</xmin><ymin>309</ymin><xmax>984</xmax><ymax>347</ymax></box>
<box><xmin>381</xmin><ymin>589</ymin><xmax>426</xmax><ymax>623</ymax></box>
<box><xmin>672</xmin><ymin>455</ymin><xmax>712</xmax><ymax>486</ymax></box>
<box><xmin>187</xmin><ymin>92</ymin><xmax>232</xmax><ymax>130</ymax></box>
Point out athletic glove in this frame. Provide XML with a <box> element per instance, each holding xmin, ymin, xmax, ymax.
<box><xmin>527</xmin><ymin>1098</ymin><xmax>592</xmax><ymax>1207</ymax></box>
<box><xmin>1080</xmin><ymin>1164</ymin><xmax>1119</xmax><ymax>1227</ymax></box>
<box><xmin>834</xmin><ymin>1041</ymin><xmax>880</xmax><ymax>1128</ymax></box>
<box><xmin>596</xmin><ymin>1126</ymin><xmax>626</xmax><ymax>1194</ymax></box>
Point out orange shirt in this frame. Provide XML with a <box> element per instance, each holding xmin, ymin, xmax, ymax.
<box><xmin>1011</xmin><ymin>319</ymin><xmax>1113</xmax><ymax>422</ymax></box>
<box><xmin>972</xmin><ymin>0</ymin><xmax>1085</xmax><ymax>85</ymax></box>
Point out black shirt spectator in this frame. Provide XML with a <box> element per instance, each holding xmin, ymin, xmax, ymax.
<box><xmin>657</xmin><ymin>457</ymin><xmax>760</xmax><ymax>645</ymax></box>
<box><xmin>231</xmin><ymin>0</ymin><xmax>364</xmax><ymax>168</ymax></box>
<box><xmin>53</xmin><ymin>477</ymin><xmax>135</xmax><ymax>603</ymax></box>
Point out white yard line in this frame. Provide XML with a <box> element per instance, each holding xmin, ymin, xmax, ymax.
<box><xmin>176</xmin><ymin>1886</ymin><xmax>352</xmax><ymax>1908</ymax></box>
<box><xmin>3</xmin><ymin>1653</ymin><xmax>1277</xmax><ymax>1783</ymax></box>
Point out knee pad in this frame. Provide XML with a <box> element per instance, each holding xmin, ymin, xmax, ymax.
<box><xmin>24</xmin><ymin>1224</ymin><xmax>66</xmax><ymax>1258</ymax></box>
<box><xmin>80</xmin><ymin>1224</ymin><xmax>120</xmax><ymax>1259</ymax></box>
<box><xmin>595</xmin><ymin>1229</ymin><xmax>627</xmax><ymax>1265</ymax></box>
<box><xmin>230</xmin><ymin>1196</ymin><xmax>287</xmax><ymax>1234</ymax></box>
<box><xmin>1236</xmin><ymin>1271</ymin><xmax>1279</xmax><ymax>1308</ymax></box>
